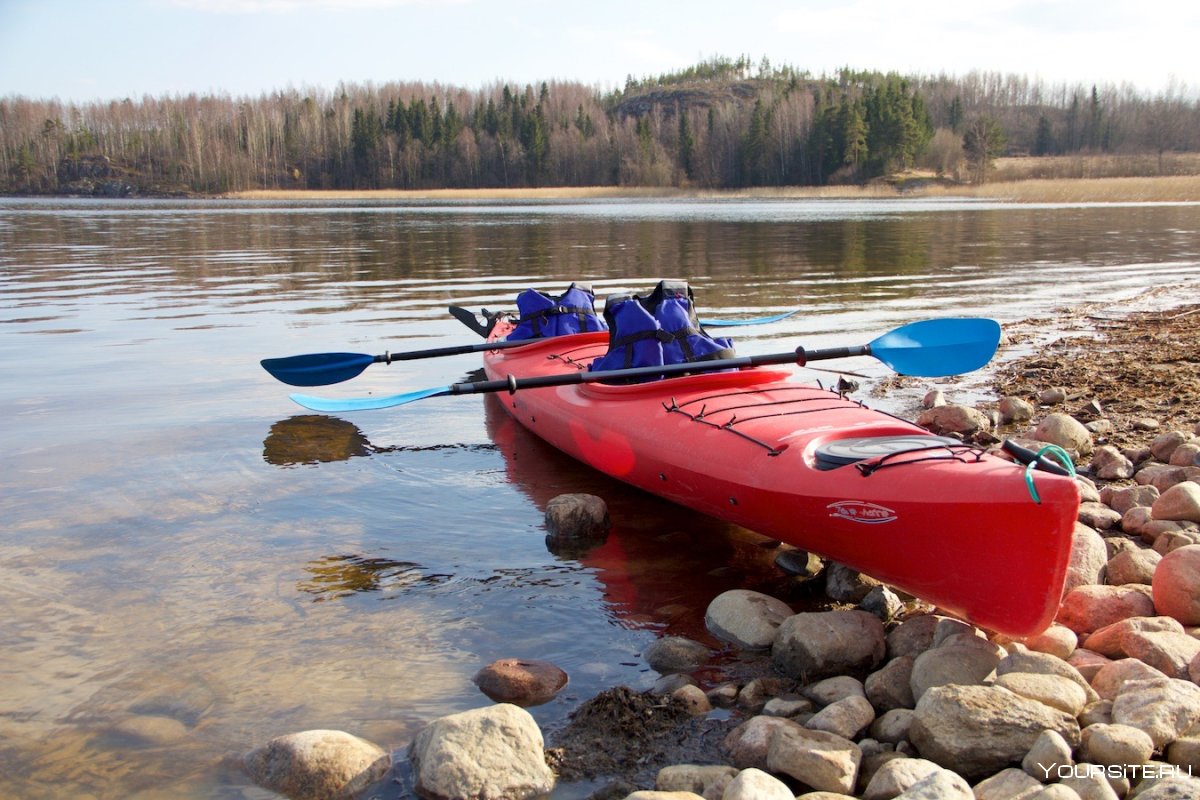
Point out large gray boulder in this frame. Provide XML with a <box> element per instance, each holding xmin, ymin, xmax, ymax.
<box><xmin>908</xmin><ymin>685</ymin><xmax>1079</xmax><ymax>780</ymax></box>
<box><xmin>1110</xmin><ymin>677</ymin><xmax>1200</xmax><ymax>749</ymax></box>
<box><xmin>408</xmin><ymin>704</ymin><xmax>555</xmax><ymax>800</ymax></box>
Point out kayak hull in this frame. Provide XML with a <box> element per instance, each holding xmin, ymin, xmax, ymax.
<box><xmin>483</xmin><ymin>324</ymin><xmax>1079</xmax><ymax>637</ymax></box>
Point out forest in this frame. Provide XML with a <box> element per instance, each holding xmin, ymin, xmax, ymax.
<box><xmin>2</xmin><ymin>55</ymin><xmax>1198</xmax><ymax>196</ymax></box>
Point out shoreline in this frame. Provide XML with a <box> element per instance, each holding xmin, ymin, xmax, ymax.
<box><xmin>223</xmin><ymin>174</ymin><xmax>1200</xmax><ymax>204</ymax></box>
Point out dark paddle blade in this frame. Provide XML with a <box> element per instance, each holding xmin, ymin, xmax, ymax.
<box><xmin>448</xmin><ymin>305</ymin><xmax>500</xmax><ymax>338</ymax></box>
<box><xmin>261</xmin><ymin>352</ymin><xmax>377</xmax><ymax>387</ymax></box>
<box><xmin>865</xmin><ymin>318</ymin><xmax>1001</xmax><ymax>377</ymax></box>
<box><xmin>288</xmin><ymin>317</ymin><xmax>1002</xmax><ymax>413</ymax></box>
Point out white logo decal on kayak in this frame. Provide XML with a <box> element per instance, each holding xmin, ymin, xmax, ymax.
<box><xmin>827</xmin><ymin>500</ymin><xmax>898</xmax><ymax>524</ymax></box>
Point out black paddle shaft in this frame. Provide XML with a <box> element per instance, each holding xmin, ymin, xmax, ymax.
<box><xmin>445</xmin><ymin>344</ymin><xmax>870</xmax><ymax>396</ymax></box>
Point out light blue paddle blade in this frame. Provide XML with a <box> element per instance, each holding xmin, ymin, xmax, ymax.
<box><xmin>869</xmin><ymin>318</ymin><xmax>1002</xmax><ymax>377</ymax></box>
<box><xmin>289</xmin><ymin>386</ymin><xmax>452</xmax><ymax>412</ymax></box>
<box><xmin>702</xmin><ymin>308</ymin><xmax>801</xmax><ymax>327</ymax></box>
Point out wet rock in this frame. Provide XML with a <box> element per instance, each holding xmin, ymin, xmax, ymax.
<box><xmin>1082</xmin><ymin>616</ymin><xmax>1183</xmax><ymax>659</ymax></box>
<box><xmin>1121</xmin><ymin>630</ymin><xmax>1200</xmax><ymax>679</ymax></box>
<box><xmin>1105</xmin><ymin>548</ymin><xmax>1160</xmax><ymax>585</ymax></box>
<box><xmin>1000</xmin><ymin>396</ymin><xmax>1035</xmax><ymax>424</ymax></box>
<box><xmin>109</xmin><ymin>714</ymin><xmax>189</xmax><ymax>746</ymax></box>
<box><xmin>866</xmin><ymin>656</ymin><xmax>915</xmax><ymax>712</ymax></box>
<box><xmin>772</xmin><ymin>610</ymin><xmax>886</xmax><ymax>682</ymax></box>
<box><xmin>1064</xmin><ymin>523</ymin><xmax>1109</xmax><ymax>593</ymax></box>
<box><xmin>736</xmin><ymin>677</ymin><xmax>791</xmax><ymax>713</ymax></box>
<box><xmin>1022</xmin><ymin>729</ymin><xmax>1074</xmax><ymax>778</ymax></box>
<box><xmin>244</xmin><ymin>729</ymin><xmax>390</xmax><ymax>800</ymax></box>
<box><xmin>995</xmin><ymin>672</ymin><xmax>1088</xmax><ymax>716</ymax></box>
<box><xmin>1153</xmin><ymin>544</ymin><xmax>1200</xmax><ymax>624</ymax></box>
<box><xmin>1090</xmin><ymin>658</ymin><xmax>1169</xmax><ymax>701</ymax></box>
<box><xmin>766</xmin><ymin>725</ymin><xmax>862</xmax><ymax>794</ymax></box>
<box><xmin>861</xmin><ymin>756</ymin><xmax>942</xmax><ymax>800</ymax></box>
<box><xmin>1152</xmin><ymin>483</ymin><xmax>1200</xmax><ymax>523</ymax></box>
<box><xmin>806</xmin><ymin>695</ymin><xmax>876</xmax><ymax>740</ymax></box>
<box><xmin>1057</xmin><ymin>584</ymin><xmax>1156</xmax><ymax>634</ymax></box>
<box><xmin>1024</xmin><ymin>623</ymin><xmax>1078</xmax><ymax>660</ymax></box>
<box><xmin>723</xmin><ymin>767</ymin><xmax>794</xmax><ymax>800</ymax></box>
<box><xmin>644</xmin><ymin>637</ymin><xmax>711</xmax><ymax>674</ymax></box>
<box><xmin>409</xmin><ymin>704</ymin><xmax>554</xmax><ymax>800</ymax></box>
<box><xmin>472</xmin><ymin>658</ymin><xmax>568</xmax><ymax>706</ymax></box>
<box><xmin>704</xmin><ymin>589</ymin><xmax>793</xmax><ymax>649</ymax></box>
<box><xmin>972</xmin><ymin>768</ymin><xmax>1043</xmax><ymax>800</ymax></box>
<box><xmin>1102</xmin><ymin>484</ymin><xmax>1160</xmax><ymax>515</ymax></box>
<box><xmin>1035</xmin><ymin>413</ymin><xmax>1093</xmax><ymax>456</ymax></box>
<box><xmin>909</xmin><ymin>637</ymin><xmax>1003</xmax><ymax>702</ymax></box>
<box><xmin>706</xmin><ymin>682</ymin><xmax>739</xmax><ymax>708</ymax></box>
<box><xmin>1110</xmin><ymin>677</ymin><xmax>1200</xmax><ymax>748</ymax></box>
<box><xmin>1079</xmin><ymin>722</ymin><xmax>1155</xmax><ymax>767</ymax></box>
<box><xmin>824</xmin><ymin>563</ymin><xmax>883</xmax><ymax>603</ymax></box>
<box><xmin>775</xmin><ymin>547</ymin><xmax>825</xmax><ymax>579</ymax></box>
<box><xmin>671</xmin><ymin>684</ymin><xmax>711</xmax><ymax>716</ymax></box>
<box><xmin>655</xmin><ymin>764</ymin><xmax>738</xmax><ymax>796</ymax></box>
<box><xmin>908</xmin><ymin>684</ymin><xmax>1079</xmax><ymax>781</ymax></box>
<box><xmin>544</xmin><ymin>493</ymin><xmax>610</xmax><ymax>552</ymax></box>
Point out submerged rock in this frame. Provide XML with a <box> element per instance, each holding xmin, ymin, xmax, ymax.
<box><xmin>244</xmin><ymin>729</ymin><xmax>390</xmax><ymax>800</ymax></box>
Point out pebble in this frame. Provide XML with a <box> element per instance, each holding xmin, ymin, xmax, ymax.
<box><xmin>472</xmin><ymin>658</ymin><xmax>568</xmax><ymax>706</ymax></box>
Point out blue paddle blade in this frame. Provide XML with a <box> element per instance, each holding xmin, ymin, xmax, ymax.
<box><xmin>869</xmin><ymin>318</ymin><xmax>1001</xmax><ymax>377</ymax></box>
<box><xmin>290</xmin><ymin>386</ymin><xmax>452</xmax><ymax>412</ymax></box>
<box><xmin>702</xmin><ymin>309</ymin><xmax>800</xmax><ymax>327</ymax></box>
<box><xmin>261</xmin><ymin>352</ymin><xmax>376</xmax><ymax>387</ymax></box>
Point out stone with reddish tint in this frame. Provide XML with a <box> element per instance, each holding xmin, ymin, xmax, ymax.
<box><xmin>472</xmin><ymin>658</ymin><xmax>568</xmax><ymax>706</ymax></box>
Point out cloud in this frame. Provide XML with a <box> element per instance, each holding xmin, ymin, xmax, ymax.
<box><xmin>163</xmin><ymin>0</ymin><xmax>451</xmax><ymax>12</ymax></box>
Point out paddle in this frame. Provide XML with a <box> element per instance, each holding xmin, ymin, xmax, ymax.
<box><xmin>288</xmin><ymin>317</ymin><xmax>1001</xmax><ymax>413</ymax></box>
<box><xmin>262</xmin><ymin>337</ymin><xmax>567</xmax><ymax>387</ymax></box>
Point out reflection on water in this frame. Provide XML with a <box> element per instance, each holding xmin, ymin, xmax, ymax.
<box><xmin>2</xmin><ymin>197</ymin><xmax>1199</xmax><ymax>798</ymax></box>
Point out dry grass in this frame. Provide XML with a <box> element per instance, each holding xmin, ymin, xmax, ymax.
<box><xmin>226</xmin><ymin>155</ymin><xmax>1200</xmax><ymax>204</ymax></box>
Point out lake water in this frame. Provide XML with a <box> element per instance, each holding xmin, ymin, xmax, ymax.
<box><xmin>2</xmin><ymin>197</ymin><xmax>1199</xmax><ymax>798</ymax></box>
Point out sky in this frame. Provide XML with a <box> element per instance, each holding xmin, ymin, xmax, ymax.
<box><xmin>1</xmin><ymin>0</ymin><xmax>1196</xmax><ymax>104</ymax></box>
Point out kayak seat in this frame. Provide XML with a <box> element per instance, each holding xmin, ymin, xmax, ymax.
<box><xmin>815</xmin><ymin>434</ymin><xmax>962</xmax><ymax>470</ymax></box>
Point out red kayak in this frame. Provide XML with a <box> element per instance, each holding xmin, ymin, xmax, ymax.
<box><xmin>482</xmin><ymin>320</ymin><xmax>1080</xmax><ymax>637</ymax></box>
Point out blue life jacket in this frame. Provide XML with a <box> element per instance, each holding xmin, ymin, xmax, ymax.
<box><xmin>589</xmin><ymin>280</ymin><xmax>735</xmax><ymax>374</ymax></box>
<box><xmin>506</xmin><ymin>282</ymin><xmax>608</xmax><ymax>340</ymax></box>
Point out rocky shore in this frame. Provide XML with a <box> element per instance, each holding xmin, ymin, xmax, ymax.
<box><xmin>242</xmin><ymin>302</ymin><xmax>1200</xmax><ymax>800</ymax></box>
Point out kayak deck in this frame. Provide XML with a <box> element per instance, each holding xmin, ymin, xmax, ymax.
<box><xmin>484</xmin><ymin>325</ymin><xmax>1080</xmax><ymax>637</ymax></box>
